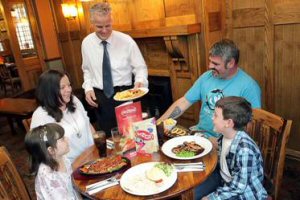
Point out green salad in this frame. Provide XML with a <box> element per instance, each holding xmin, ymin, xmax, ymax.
<box><xmin>176</xmin><ymin>150</ymin><xmax>195</xmax><ymax>157</ymax></box>
<box><xmin>154</xmin><ymin>163</ymin><xmax>173</xmax><ymax>177</ymax></box>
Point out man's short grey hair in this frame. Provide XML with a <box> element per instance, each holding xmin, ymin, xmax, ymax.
<box><xmin>90</xmin><ymin>2</ymin><xmax>111</xmax><ymax>22</ymax></box>
<box><xmin>209</xmin><ymin>39</ymin><xmax>240</xmax><ymax>65</ymax></box>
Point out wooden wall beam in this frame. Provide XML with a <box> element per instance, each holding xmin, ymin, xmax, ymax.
<box><xmin>264</xmin><ymin>0</ymin><xmax>275</xmax><ymax>112</ymax></box>
<box><xmin>124</xmin><ymin>24</ymin><xmax>201</xmax><ymax>38</ymax></box>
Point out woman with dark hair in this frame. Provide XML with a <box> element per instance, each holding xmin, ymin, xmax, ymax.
<box><xmin>30</xmin><ymin>70</ymin><xmax>94</xmax><ymax>162</ymax></box>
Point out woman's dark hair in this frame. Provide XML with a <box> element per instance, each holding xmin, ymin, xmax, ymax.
<box><xmin>35</xmin><ymin>69</ymin><xmax>75</xmax><ymax>122</ymax></box>
<box><xmin>24</xmin><ymin>123</ymin><xmax>65</xmax><ymax>174</ymax></box>
<box><xmin>215</xmin><ymin>96</ymin><xmax>252</xmax><ymax>131</ymax></box>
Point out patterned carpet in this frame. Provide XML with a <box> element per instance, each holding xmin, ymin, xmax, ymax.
<box><xmin>0</xmin><ymin>115</ymin><xmax>300</xmax><ymax>200</ymax></box>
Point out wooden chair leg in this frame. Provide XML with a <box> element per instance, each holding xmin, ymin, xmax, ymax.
<box><xmin>6</xmin><ymin>117</ymin><xmax>17</xmax><ymax>135</ymax></box>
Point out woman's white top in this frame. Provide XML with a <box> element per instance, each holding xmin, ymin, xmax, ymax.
<box><xmin>220</xmin><ymin>136</ymin><xmax>233</xmax><ymax>182</ymax></box>
<box><xmin>35</xmin><ymin>157</ymin><xmax>81</xmax><ymax>200</ymax></box>
<box><xmin>31</xmin><ymin>96</ymin><xmax>94</xmax><ymax>162</ymax></box>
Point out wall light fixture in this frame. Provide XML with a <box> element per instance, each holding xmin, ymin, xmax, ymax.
<box><xmin>61</xmin><ymin>3</ymin><xmax>78</xmax><ymax>20</ymax></box>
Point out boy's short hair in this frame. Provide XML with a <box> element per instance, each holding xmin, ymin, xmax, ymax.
<box><xmin>215</xmin><ymin>96</ymin><xmax>252</xmax><ymax>130</ymax></box>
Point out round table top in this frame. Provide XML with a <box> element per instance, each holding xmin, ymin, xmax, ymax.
<box><xmin>72</xmin><ymin>143</ymin><xmax>217</xmax><ymax>200</ymax></box>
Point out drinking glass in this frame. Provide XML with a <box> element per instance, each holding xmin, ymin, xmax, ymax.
<box><xmin>111</xmin><ymin>127</ymin><xmax>122</xmax><ymax>155</ymax></box>
<box><xmin>93</xmin><ymin>131</ymin><xmax>107</xmax><ymax>157</ymax></box>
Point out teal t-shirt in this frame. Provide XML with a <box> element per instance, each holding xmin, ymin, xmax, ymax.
<box><xmin>185</xmin><ymin>69</ymin><xmax>261</xmax><ymax>138</ymax></box>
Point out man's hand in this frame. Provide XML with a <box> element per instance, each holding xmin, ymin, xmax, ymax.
<box><xmin>201</xmin><ymin>196</ymin><xmax>209</xmax><ymax>200</ymax></box>
<box><xmin>134</xmin><ymin>82</ymin><xmax>144</xmax><ymax>88</ymax></box>
<box><xmin>85</xmin><ymin>90</ymin><xmax>98</xmax><ymax>107</ymax></box>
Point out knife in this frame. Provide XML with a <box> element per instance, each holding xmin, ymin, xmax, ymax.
<box><xmin>175</xmin><ymin>165</ymin><xmax>205</xmax><ymax>169</ymax></box>
<box><xmin>86</xmin><ymin>175</ymin><xmax>118</xmax><ymax>191</ymax></box>
<box><xmin>173</xmin><ymin>162</ymin><xmax>205</xmax><ymax>166</ymax></box>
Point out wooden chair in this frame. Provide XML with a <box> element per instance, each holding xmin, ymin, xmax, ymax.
<box><xmin>0</xmin><ymin>146</ymin><xmax>31</xmax><ymax>200</ymax></box>
<box><xmin>22</xmin><ymin>118</ymin><xmax>32</xmax><ymax>133</ymax></box>
<box><xmin>246</xmin><ymin>108</ymin><xmax>292</xmax><ymax>200</ymax></box>
<box><xmin>0</xmin><ymin>64</ymin><xmax>21</xmax><ymax>95</ymax></box>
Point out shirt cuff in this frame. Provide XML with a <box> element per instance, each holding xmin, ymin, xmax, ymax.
<box><xmin>207</xmin><ymin>192</ymin><xmax>219</xmax><ymax>200</ymax></box>
<box><xmin>135</xmin><ymin>78</ymin><xmax>148</xmax><ymax>88</ymax></box>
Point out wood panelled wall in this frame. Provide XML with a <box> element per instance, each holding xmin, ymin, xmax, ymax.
<box><xmin>51</xmin><ymin>0</ymin><xmax>223</xmax><ymax>127</ymax></box>
<box><xmin>224</xmin><ymin>0</ymin><xmax>300</xmax><ymax>155</ymax></box>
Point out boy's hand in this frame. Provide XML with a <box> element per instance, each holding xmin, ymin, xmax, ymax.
<box><xmin>210</xmin><ymin>137</ymin><xmax>218</xmax><ymax>149</ymax></box>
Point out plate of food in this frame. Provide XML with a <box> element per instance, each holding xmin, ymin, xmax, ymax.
<box><xmin>120</xmin><ymin>162</ymin><xmax>177</xmax><ymax>196</ymax></box>
<box><xmin>113</xmin><ymin>87</ymin><xmax>149</xmax><ymax>101</ymax></box>
<box><xmin>164</xmin><ymin>125</ymin><xmax>190</xmax><ymax>138</ymax></box>
<box><xmin>79</xmin><ymin>155</ymin><xmax>130</xmax><ymax>175</ymax></box>
<box><xmin>161</xmin><ymin>136</ymin><xmax>212</xmax><ymax>160</ymax></box>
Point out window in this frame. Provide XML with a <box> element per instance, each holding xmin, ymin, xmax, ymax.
<box><xmin>11</xmin><ymin>3</ymin><xmax>36</xmax><ymax>57</ymax></box>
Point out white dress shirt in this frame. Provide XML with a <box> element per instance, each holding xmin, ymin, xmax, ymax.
<box><xmin>81</xmin><ymin>31</ymin><xmax>148</xmax><ymax>93</ymax></box>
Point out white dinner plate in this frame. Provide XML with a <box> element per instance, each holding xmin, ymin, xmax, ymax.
<box><xmin>120</xmin><ymin>162</ymin><xmax>177</xmax><ymax>196</ymax></box>
<box><xmin>113</xmin><ymin>87</ymin><xmax>149</xmax><ymax>101</ymax></box>
<box><xmin>161</xmin><ymin>136</ymin><xmax>213</xmax><ymax>160</ymax></box>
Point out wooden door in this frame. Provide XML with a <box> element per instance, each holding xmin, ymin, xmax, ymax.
<box><xmin>0</xmin><ymin>0</ymin><xmax>45</xmax><ymax>90</ymax></box>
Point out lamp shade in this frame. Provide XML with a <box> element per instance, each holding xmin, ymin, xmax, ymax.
<box><xmin>61</xmin><ymin>4</ymin><xmax>78</xmax><ymax>19</ymax></box>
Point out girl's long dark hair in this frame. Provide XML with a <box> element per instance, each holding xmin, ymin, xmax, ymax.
<box><xmin>35</xmin><ymin>69</ymin><xmax>75</xmax><ymax>122</ymax></box>
<box><xmin>24</xmin><ymin>123</ymin><xmax>65</xmax><ymax>174</ymax></box>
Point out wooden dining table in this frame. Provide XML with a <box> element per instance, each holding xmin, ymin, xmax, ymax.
<box><xmin>0</xmin><ymin>98</ymin><xmax>37</xmax><ymax>134</ymax></box>
<box><xmin>72</xmin><ymin>142</ymin><xmax>218</xmax><ymax>200</ymax></box>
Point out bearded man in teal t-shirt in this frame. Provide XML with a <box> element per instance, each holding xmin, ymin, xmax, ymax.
<box><xmin>158</xmin><ymin>39</ymin><xmax>261</xmax><ymax>139</ymax></box>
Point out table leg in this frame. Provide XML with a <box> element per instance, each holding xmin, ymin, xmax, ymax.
<box><xmin>16</xmin><ymin>118</ymin><xmax>26</xmax><ymax>132</ymax></box>
<box><xmin>7</xmin><ymin>117</ymin><xmax>17</xmax><ymax>135</ymax></box>
<box><xmin>181</xmin><ymin>188</ymin><xmax>194</xmax><ymax>200</ymax></box>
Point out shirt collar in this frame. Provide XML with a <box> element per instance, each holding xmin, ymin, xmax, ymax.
<box><xmin>93</xmin><ymin>31</ymin><xmax>114</xmax><ymax>45</ymax></box>
<box><xmin>218</xmin><ymin>130</ymin><xmax>243</xmax><ymax>154</ymax></box>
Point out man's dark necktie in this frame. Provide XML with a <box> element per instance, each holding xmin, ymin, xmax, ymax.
<box><xmin>102</xmin><ymin>40</ymin><xmax>114</xmax><ymax>98</ymax></box>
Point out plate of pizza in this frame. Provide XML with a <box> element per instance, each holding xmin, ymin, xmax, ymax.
<box><xmin>113</xmin><ymin>87</ymin><xmax>149</xmax><ymax>101</ymax></box>
<box><xmin>79</xmin><ymin>155</ymin><xmax>130</xmax><ymax>175</ymax></box>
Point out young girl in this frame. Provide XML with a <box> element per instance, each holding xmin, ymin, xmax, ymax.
<box><xmin>25</xmin><ymin>123</ymin><xmax>82</xmax><ymax>200</ymax></box>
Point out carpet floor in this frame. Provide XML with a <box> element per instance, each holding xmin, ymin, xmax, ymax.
<box><xmin>0</xmin><ymin>116</ymin><xmax>300</xmax><ymax>200</ymax></box>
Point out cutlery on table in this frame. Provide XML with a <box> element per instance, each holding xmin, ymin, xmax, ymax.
<box><xmin>173</xmin><ymin>162</ymin><xmax>206</xmax><ymax>172</ymax></box>
<box><xmin>173</xmin><ymin>162</ymin><xmax>205</xmax><ymax>167</ymax></box>
<box><xmin>174</xmin><ymin>165</ymin><xmax>205</xmax><ymax>172</ymax></box>
<box><xmin>174</xmin><ymin>165</ymin><xmax>205</xmax><ymax>170</ymax></box>
<box><xmin>86</xmin><ymin>174</ymin><xmax>119</xmax><ymax>192</ymax></box>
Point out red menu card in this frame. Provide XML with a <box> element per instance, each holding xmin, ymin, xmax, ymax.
<box><xmin>115</xmin><ymin>101</ymin><xmax>143</xmax><ymax>158</ymax></box>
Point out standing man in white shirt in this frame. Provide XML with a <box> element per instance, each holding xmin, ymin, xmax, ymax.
<box><xmin>81</xmin><ymin>2</ymin><xmax>148</xmax><ymax>136</ymax></box>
